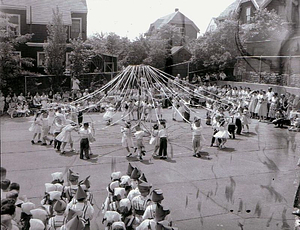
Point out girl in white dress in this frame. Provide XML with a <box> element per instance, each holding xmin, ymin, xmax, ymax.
<box><xmin>103</xmin><ymin>105</ymin><xmax>115</xmax><ymax>125</ymax></box>
<box><xmin>149</xmin><ymin>124</ymin><xmax>160</xmax><ymax>156</ymax></box>
<box><xmin>213</xmin><ymin>118</ymin><xmax>231</xmax><ymax>149</ymax></box>
<box><xmin>248</xmin><ymin>91</ymin><xmax>258</xmax><ymax>118</ymax></box>
<box><xmin>121</xmin><ymin>121</ymin><xmax>137</xmax><ymax>157</ymax></box>
<box><xmin>241</xmin><ymin>108</ymin><xmax>251</xmax><ymax>133</ymax></box>
<box><xmin>55</xmin><ymin>122</ymin><xmax>78</xmax><ymax>154</ymax></box>
<box><xmin>30</xmin><ymin>112</ymin><xmax>42</xmax><ymax>144</ymax></box>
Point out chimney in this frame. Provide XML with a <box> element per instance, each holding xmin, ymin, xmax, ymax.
<box><xmin>175</xmin><ymin>8</ymin><xmax>179</xmax><ymax>12</ymax></box>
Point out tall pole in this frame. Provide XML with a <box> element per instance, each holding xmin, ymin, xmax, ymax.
<box><xmin>24</xmin><ymin>76</ymin><xmax>27</xmax><ymax>94</ymax></box>
<box><xmin>258</xmin><ymin>56</ymin><xmax>262</xmax><ymax>83</ymax></box>
<box><xmin>187</xmin><ymin>61</ymin><xmax>190</xmax><ymax>81</ymax></box>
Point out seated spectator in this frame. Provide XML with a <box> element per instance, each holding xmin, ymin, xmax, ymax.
<box><xmin>17</xmin><ymin>93</ymin><xmax>25</xmax><ymax>103</ymax></box>
<box><xmin>16</xmin><ymin>102</ymin><xmax>25</xmax><ymax>117</ymax></box>
<box><xmin>7</xmin><ymin>101</ymin><xmax>17</xmax><ymax>118</ymax></box>
<box><xmin>272</xmin><ymin>109</ymin><xmax>290</xmax><ymax>128</ymax></box>
<box><xmin>33</xmin><ymin>93</ymin><xmax>42</xmax><ymax>109</ymax></box>
<box><xmin>289</xmin><ymin>116</ymin><xmax>300</xmax><ymax>132</ymax></box>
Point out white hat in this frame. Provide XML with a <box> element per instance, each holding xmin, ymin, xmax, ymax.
<box><xmin>113</xmin><ymin>187</ymin><xmax>126</xmax><ymax>200</ymax></box>
<box><xmin>103</xmin><ymin>211</ymin><xmax>121</xmax><ymax>226</ymax></box>
<box><xmin>119</xmin><ymin>198</ymin><xmax>131</xmax><ymax>210</ymax></box>
<box><xmin>54</xmin><ymin>183</ymin><xmax>63</xmax><ymax>192</ymax></box>
<box><xmin>120</xmin><ymin>175</ymin><xmax>130</xmax><ymax>186</ymax></box>
<box><xmin>30</xmin><ymin>208</ymin><xmax>48</xmax><ymax>222</ymax></box>
<box><xmin>112</xmin><ymin>221</ymin><xmax>126</xmax><ymax>230</ymax></box>
<box><xmin>48</xmin><ymin>191</ymin><xmax>62</xmax><ymax>201</ymax></box>
<box><xmin>127</xmin><ymin>189</ymin><xmax>141</xmax><ymax>201</ymax></box>
<box><xmin>45</xmin><ymin>183</ymin><xmax>56</xmax><ymax>193</ymax></box>
<box><xmin>111</xmin><ymin>171</ymin><xmax>122</xmax><ymax>181</ymax></box>
<box><xmin>29</xmin><ymin>219</ymin><xmax>45</xmax><ymax>230</ymax></box>
<box><xmin>21</xmin><ymin>202</ymin><xmax>36</xmax><ymax>215</ymax></box>
<box><xmin>51</xmin><ymin>172</ymin><xmax>63</xmax><ymax>182</ymax></box>
<box><xmin>136</xmin><ymin>219</ymin><xmax>156</xmax><ymax>230</ymax></box>
<box><xmin>109</xmin><ymin>181</ymin><xmax>120</xmax><ymax>192</ymax></box>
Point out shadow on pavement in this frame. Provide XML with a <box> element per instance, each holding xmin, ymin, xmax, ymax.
<box><xmin>60</xmin><ymin>151</ymin><xmax>78</xmax><ymax>157</ymax></box>
<box><xmin>140</xmin><ymin>159</ymin><xmax>154</xmax><ymax>165</ymax></box>
<box><xmin>242</xmin><ymin>132</ymin><xmax>257</xmax><ymax>136</ymax></box>
<box><xmin>86</xmin><ymin>154</ymin><xmax>99</xmax><ymax>163</ymax></box>
<box><xmin>126</xmin><ymin>156</ymin><xmax>139</xmax><ymax>162</ymax></box>
<box><xmin>219</xmin><ymin>147</ymin><xmax>235</xmax><ymax>152</ymax></box>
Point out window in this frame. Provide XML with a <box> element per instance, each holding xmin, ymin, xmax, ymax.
<box><xmin>71</xmin><ymin>18</ymin><xmax>82</xmax><ymax>39</ymax></box>
<box><xmin>246</xmin><ymin>7</ymin><xmax>251</xmax><ymax>23</ymax></box>
<box><xmin>176</xmin><ymin>26</ymin><xmax>185</xmax><ymax>35</ymax></box>
<box><xmin>5</xmin><ymin>14</ymin><xmax>21</xmax><ymax>35</ymax></box>
<box><xmin>66</xmin><ymin>52</ymin><xmax>72</xmax><ymax>69</ymax></box>
<box><xmin>104</xmin><ymin>62</ymin><xmax>114</xmax><ymax>72</ymax></box>
<box><xmin>37</xmin><ymin>52</ymin><xmax>46</xmax><ymax>67</ymax></box>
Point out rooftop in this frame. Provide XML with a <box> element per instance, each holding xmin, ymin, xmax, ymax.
<box><xmin>0</xmin><ymin>0</ymin><xmax>87</xmax><ymax>25</ymax></box>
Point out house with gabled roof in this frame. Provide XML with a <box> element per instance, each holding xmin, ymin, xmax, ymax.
<box><xmin>147</xmin><ymin>8</ymin><xmax>200</xmax><ymax>46</ymax></box>
<box><xmin>0</xmin><ymin>0</ymin><xmax>88</xmax><ymax>74</ymax></box>
<box><xmin>146</xmin><ymin>9</ymin><xmax>199</xmax><ymax>77</ymax></box>
<box><xmin>217</xmin><ymin>0</ymin><xmax>300</xmax><ymax>86</ymax></box>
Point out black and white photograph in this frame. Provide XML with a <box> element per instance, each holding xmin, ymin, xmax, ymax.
<box><xmin>0</xmin><ymin>0</ymin><xmax>300</xmax><ymax>229</ymax></box>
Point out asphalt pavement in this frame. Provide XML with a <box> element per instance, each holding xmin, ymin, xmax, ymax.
<box><xmin>1</xmin><ymin>108</ymin><xmax>299</xmax><ymax>230</ymax></box>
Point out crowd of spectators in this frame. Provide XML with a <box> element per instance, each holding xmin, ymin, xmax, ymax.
<box><xmin>0</xmin><ymin>164</ymin><xmax>175</xmax><ymax>230</ymax></box>
<box><xmin>1</xmin><ymin>81</ymin><xmax>299</xmax><ymax>131</ymax></box>
<box><xmin>0</xmin><ymin>89</ymin><xmax>103</xmax><ymax>118</ymax></box>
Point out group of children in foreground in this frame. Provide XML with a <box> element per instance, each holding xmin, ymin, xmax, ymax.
<box><xmin>0</xmin><ymin>164</ymin><xmax>176</xmax><ymax>230</ymax></box>
<box><xmin>101</xmin><ymin>163</ymin><xmax>175</xmax><ymax>229</ymax></box>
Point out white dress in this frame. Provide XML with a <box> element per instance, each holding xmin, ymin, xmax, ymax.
<box><xmin>29</xmin><ymin>115</ymin><xmax>42</xmax><ymax>133</ymax></box>
<box><xmin>121</xmin><ymin>127</ymin><xmax>134</xmax><ymax>148</ymax></box>
<box><xmin>213</xmin><ymin>126</ymin><xmax>230</xmax><ymax>139</ymax></box>
<box><xmin>103</xmin><ymin>107</ymin><xmax>115</xmax><ymax>121</ymax></box>
<box><xmin>56</xmin><ymin>124</ymin><xmax>76</xmax><ymax>143</ymax></box>
<box><xmin>149</xmin><ymin>129</ymin><xmax>159</xmax><ymax>146</ymax></box>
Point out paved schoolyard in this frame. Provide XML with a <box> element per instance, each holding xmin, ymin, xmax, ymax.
<box><xmin>1</xmin><ymin>108</ymin><xmax>299</xmax><ymax>229</ymax></box>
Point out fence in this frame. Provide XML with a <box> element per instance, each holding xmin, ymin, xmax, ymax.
<box><xmin>4</xmin><ymin>72</ymin><xmax>117</xmax><ymax>95</ymax></box>
<box><xmin>236</xmin><ymin>56</ymin><xmax>300</xmax><ymax>88</ymax></box>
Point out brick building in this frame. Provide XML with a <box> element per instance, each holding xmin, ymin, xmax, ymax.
<box><xmin>0</xmin><ymin>0</ymin><xmax>88</xmax><ymax>74</ymax></box>
<box><xmin>147</xmin><ymin>9</ymin><xmax>199</xmax><ymax>77</ymax></box>
<box><xmin>215</xmin><ymin>0</ymin><xmax>300</xmax><ymax>86</ymax></box>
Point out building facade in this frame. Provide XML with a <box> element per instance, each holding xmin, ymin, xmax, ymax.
<box><xmin>217</xmin><ymin>0</ymin><xmax>300</xmax><ymax>86</ymax></box>
<box><xmin>0</xmin><ymin>0</ymin><xmax>88</xmax><ymax>74</ymax></box>
<box><xmin>147</xmin><ymin>9</ymin><xmax>199</xmax><ymax>77</ymax></box>
<box><xmin>147</xmin><ymin>8</ymin><xmax>200</xmax><ymax>46</ymax></box>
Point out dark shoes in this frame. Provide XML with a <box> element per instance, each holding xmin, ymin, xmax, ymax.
<box><xmin>31</xmin><ymin>140</ymin><xmax>35</xmax><ymax>144</ymax></box>
<box><xmin>292</xmin><ymin>209</ymin><xmax>300</xmax><ymax>216</ymax></box>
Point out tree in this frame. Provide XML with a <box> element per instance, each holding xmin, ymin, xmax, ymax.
<box><xmin>0</xmin><ymin>12</ymin><xmax>33</xmax><ymax>90</ymax></box>
<box><xmin>190</xmin><ymin>9</ymin><xmax>288</xmax><ymax>75</ymax></box>
<box><xmin>124</xmin><ymin>35</ymin><xmax>149</xmax><ymax>65</ymax></box>
<box><xmin>143</xmin><ymin>25</ymin><xmax>180</xmax><ymax>69</ymax></box>
<box><xmin>87</xmin><ymin>32</ymin><xmax>131</xmax><ymax>69</ymax></box>
<box><xmin>190</xmin><ymin>16</ymin><xmax>239</xmax><ymax>74</ymax></box>
<box><xmin>44</xmin><ymin>7</ymin><xmax>67</xmax><ymax>76</ymax></box>
<box><xmin>68</xmin><ymin>37</ymin><xmax>90</xmax><ymax>77</ymax></box>
<box><xmin>240</xmin><ymin>9</ymin><xmax>289</xmax><ymax>43</ymax></box>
